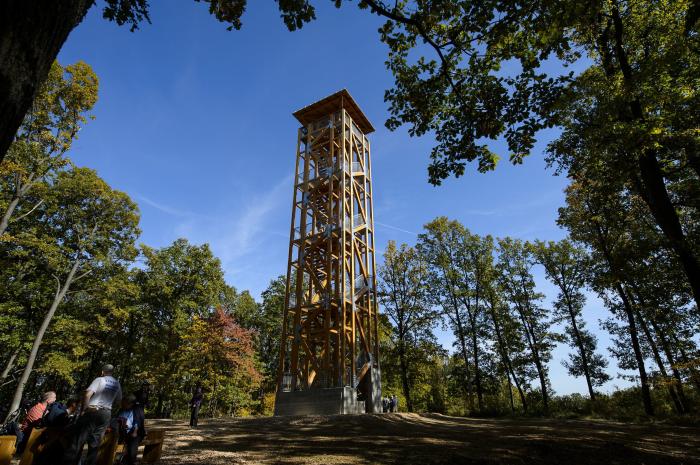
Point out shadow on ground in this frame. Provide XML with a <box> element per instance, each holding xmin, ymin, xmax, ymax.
<box><xmin>151</xmin><ymin>413</ymin><xmax>700</xmax><ymax>465</ymax></box>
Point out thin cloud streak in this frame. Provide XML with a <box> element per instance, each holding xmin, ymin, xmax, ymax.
<box><xmin>136</xmin><ymin>175</ymin><xmax>293</xmax><ymax>297</ymax></box>
<box><xmin>375</xmin><ymin>221</ymin><xmax>417</xmax><ymax>235</ymax></box>
<box><xmin>135</xmin><ymin>194</ymin><xmax>198</xmax><ymax>218</ymax></box>
<box><xmin>213</xmin><ymin>173</ymin><xmax>293</xmax><ymax>265</ymax></box>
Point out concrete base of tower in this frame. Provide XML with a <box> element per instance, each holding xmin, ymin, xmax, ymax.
<box><xmin>365</xmin><ymin>366</ymin><xmax>383</xmax><ymax>414</ymax></box>
<box><xmin>274</xmin><ymin>386</ymin><xmax>364</xmax><ymax>416</ymax></box>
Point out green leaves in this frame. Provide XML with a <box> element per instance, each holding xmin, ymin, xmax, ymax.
<box><xmin>40</xmin><ymin>167</ymin><xmax>140</xmax><ymax>267</ymax></box>
<box><xmin>366</xmin><ymin>0</ymin><xmax>700</xmax><ymax>221</ymax></box>
<box><xmin>0</xmin><ymin>60</ymin><xmax>99</xmax><ymax>238</ymax></box>
<box><xmin>101</xmin><ymin>0</ymin><xmax>318</xmax><ymax>32</ymax></box>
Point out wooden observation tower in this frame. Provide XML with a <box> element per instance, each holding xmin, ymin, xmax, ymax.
<box><xmin>275</xmin><ymin>90</ymin><xmax>382</xmax><ymax>415</ymax></box>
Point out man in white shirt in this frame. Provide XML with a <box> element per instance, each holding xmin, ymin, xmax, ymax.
<box><xmin>61</xmin><ymin>364</ymin><xmax>122</xmax><ymax>465</ymax></box>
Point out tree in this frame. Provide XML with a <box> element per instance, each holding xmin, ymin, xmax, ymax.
<box><xmin>482</xmin><ymin>279</ymin><xmax>529</xmax><ymax>413</ymax></box>
<box><xmin>417</xmin><ymin>218</ymin><xmax>499</xmax><ymax>414</ymax></box>
<box><xmin>0</xmin><ymin>0</ymin><xmax>318</xmax><ymax>162</ymax></box>
<box><xmin>0</xmin><ymin>60</ymin><xmax>98</xmax><ymax>237</ymax></box>
<box><xmin>531</xmin><ymin>239</ymin><xmax>610</xmax><ymax>400</ymax></box>
<box><xmin>224</xmin><ymin>275</ymin><xmax>286</xmax><ymax>413</ymax></box>
<box><xmin>378</xmin><ymin>311</ymin><xmax>447</xmax><ymax>414</ymax></box>
<box><xmin>416</xmin><ymin>217</ymin><xmax>474</xmax><ymax>411</ymax></box>
<box><xmin>377</xmin><ymin>241</ymin><xmax>437</xmax><ymax>412</ymax></box>
<box><xmin>135</xmin><ymin>238</ymin><xmax>229</xmax><ymax>416</ymax></box>
<box><xmin>362</xmin><ymin>1</ymin><xmax>700</xmax><ymax>312</ymax></box>
<box><xmin>180</xmin><ymin>307</ymin><xmax>261</xmax><ymax>416</ymax></box>
<box><xmin>256</xmin><ymin>276</ymin><xmax>285</xmax><ymax>390</ymax></box>
<box><xmin>496</xmin><ymin>238</ymin><xmax>556</xmax><ymax>413</ymax></box>
<box><xmin>558</xmin><ymin>176</ymin><xmax>655</xmax><ymax>415</ymax></box>
<box><xmin>5</xmin><ymin>166</ymin><xmax>140</xmax><ymax>416</ymax></box>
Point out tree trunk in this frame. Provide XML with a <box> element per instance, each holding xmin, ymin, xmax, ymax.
<box><xmin>530</xmin><ymin>339</ymin><xmax>549</xmax><ymax>412</ymax></box>
<box><xmin>627</xmin><ymin>283</ymin><xmax>687</xmax><ymax>414</ymax></box>
<box><xmin>652</xmin><ymin>322</ymin><xmax>690</xmax><ymax>413</ymax></box>
<box><xmin>0</xmin><ymin>195</ymin><xmax>20</xmax><ymax>236</ymax></box>
<box><xmin>0</xmin><ymin>349</ymin><xmax>19</xmax><ymax>382</ymax></box>
<box><xmin>156</xmin><ymin>392</ymin><xmax>164</xmax><ymax>417</ymax></box>
<box><xmin>672</xmin><ymin>334</ymin><xmax>700</xmax><ymax>392</ymax></box>
<box><xmin>589</xmin><ymin>216</ymin><xmax>654</xmax><ymax>416</ymax></box>
<box><xmin>0</xmin><ymin>0</ymin><xmax>94</xmax><ymax>162</ymax></box>
<box><xmin>5</xmin><ymin>257</ymin><xmax>80</xmax><ymax>419</ymax></box>
<box><xmin>487</xmin><ymin>302</ymin><xmax>527</xmax><ymax>412</ymax></box>
<box><xmin>636</xmin><ymin>152</ymin><xmax>700</xmax><ymax>313</ymax></box>
<box><xmin>470</xmin><ymin>322</ymin><xmax>484</xmax><ymax>413</ymax></box>
<box><xmin>505</xmin><ymin>372</ymin><xmax>515</xmax><ymax>414</ymax></box>
<box><xmin>465</xmin><ymin>288</ymin><xmax>484</xmax><ymax>413</ymax></box>
<box><xmin>398</xmin><ymin>341</ymin><xmax>413</xmax><ymax>412</ymax></box>
<box><xmin>453</xmin><ymin>309</ymin><xmax>475</xmax><ymax>413</ymax></box>
<box><xmin>634</xmin><ymin>308</ymin><xmax>686</xmax><ymax>414</ymax></box>
<box><xmin>515</xmin><ymin>304</ymin><xmax>549</xmax><ymax>413</ymax></box>
<box><xmin>616</xmin><ymin>284</ymin><xmax>654</xmax><ymax>416</ymax></box>
<box><xmin>562</xmin><ymin>289</ymin><xmax>596</xmax><ymax>401</ymax></box>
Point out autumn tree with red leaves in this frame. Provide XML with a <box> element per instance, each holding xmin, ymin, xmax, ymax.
<box><xmin>181</xmin><ymin>306</ymin><xmax>261</xmax><ymax>417</ymax></box>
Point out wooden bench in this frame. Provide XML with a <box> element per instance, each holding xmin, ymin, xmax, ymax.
<box><xmin>19</xmin><ymin>427</ymin><xmax>65</xmax><ymax>465</ymax></box>
<box><xmin>141</xmin><ymin>429</ymin><xmax>165</xmax><ymax>464</ymax></box>
<box><xmin>104</xmin><ymin>428</ymin><xmax>165</xmax><ymax>465</ymax></box>
<box><xmin>96</xmin><ymin>428</ymin><xmax>120</xmax><ymax>465</ymax></box>
<box><xmin>18</xmin><ymin>427</ymin><xmax>44</xmax><ymax>465</ymax></box>
<box><xmin>0</xmin><ymin>436</ymin><xmax>15</xmax><ymax>465</ymax></box>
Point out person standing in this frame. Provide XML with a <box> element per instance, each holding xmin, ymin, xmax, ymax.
<box><xmin>134</xmin><ymin>381</ymin><xmax>151</xmax><ymax>411</ymax></box>
<box><xmin>392</xmin><ymin>395</ymin><xmax>399</xmax><ymax>413</ymax></box>
<box><xmin>60</xmin><ymin>364</ymin><xmax>122</xmax><ymax>465</ymax></box>
<box><xmin>132</xmin><ymin>381</ymin><xmax>149</xmax><ymax>439</ymax></box>
<box><xmin>189</xmin><ymin>386</ymin><xmax>203</xmax><ymax>428</ymax></box>
<box><xmin>116</xmin><ymin>395</ymin><xmax>144</xmax><ymax>465</ymax></box>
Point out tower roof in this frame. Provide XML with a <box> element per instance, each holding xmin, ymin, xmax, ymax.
<box><xmin>293</xmin><ymin>89</ymin><xmax>375</xmax><ymax>134</ymax></box>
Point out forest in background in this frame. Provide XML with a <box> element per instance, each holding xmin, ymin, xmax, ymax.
<box><xmin>1</xmin><ymin>57</ymin><xmax>698</xmax><ymax>424</ymax></box>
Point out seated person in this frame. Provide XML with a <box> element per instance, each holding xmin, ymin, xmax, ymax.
<box><xmin>17</xmin><ymin>391</ymin><xmax>56</xmax><ymax>452</ymax></box>
<box><xmin>43</xmin><ymin>397</ymin><xmax>79</xmax><ymax>428</ymax></box>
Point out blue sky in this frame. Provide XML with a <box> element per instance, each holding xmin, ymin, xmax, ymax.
<box><xmin>58</xmin><ymin>1</ymin><xmax>633</xmax><ymax>395</ymax></box>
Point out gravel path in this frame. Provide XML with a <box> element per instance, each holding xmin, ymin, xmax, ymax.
<box><xmin>151</xmin><ymin>413</ymin><xmax>700</xmax><ymax>465</ymax></box>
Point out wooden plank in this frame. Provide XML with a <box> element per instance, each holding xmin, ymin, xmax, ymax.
<box><xmin>0</xmin><ymin>436</ymin><xmax>15</xmax><ymax>465</ymax></box>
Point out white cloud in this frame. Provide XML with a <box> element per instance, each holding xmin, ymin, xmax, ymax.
<box><xmin>134</xmin><ymin>174</ymin><xmax>293</xmax><ymax>297</ymax></box>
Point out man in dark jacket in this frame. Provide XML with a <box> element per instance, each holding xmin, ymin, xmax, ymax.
<box><xmin>189</xmin><ymin>386</ymin><xmax>203</xmax><ymax>428</ymax></box>
<box><xmin>43</xmin><ymin>398</ymin><xmax>79</xmax><ymax>428</ymax></box>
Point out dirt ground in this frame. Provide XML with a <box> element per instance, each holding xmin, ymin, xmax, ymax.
<box><xmin>151</xmin><ymin>413</ymin><xmax>700</xmax><ymax>465</ymax></box>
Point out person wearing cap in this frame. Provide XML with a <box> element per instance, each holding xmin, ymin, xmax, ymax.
<box><xmin>60</xmin><ymin>364</ymin><xmax>122</xmax><ymax>465</ymax></box>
